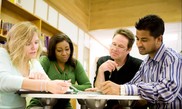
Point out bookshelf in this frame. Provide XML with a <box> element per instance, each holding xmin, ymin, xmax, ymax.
<box><xmin>0</xmin><ymin>0</ymin><xmax>61</xmax><ymax>45</ymax></box>
<box><xmin>0</xmin><ymin>1</ymin><xmax>78</xmax><ymax>108</ymax></box>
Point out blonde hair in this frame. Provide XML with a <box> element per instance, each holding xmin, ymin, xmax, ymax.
<box><xmin>6</xmin><ymin>21</ymin><xmax>42</xmax><ymax>67</ymax></box>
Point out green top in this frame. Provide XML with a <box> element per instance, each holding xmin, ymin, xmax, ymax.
<box><xmin>27</xmin><ymin>56</ymin><xmax>92</xmax><ymax>108</ymax></box>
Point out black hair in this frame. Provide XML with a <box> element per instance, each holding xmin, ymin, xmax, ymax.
<box><xmin>135</xmin><ymin>14</ymin><xmax>165</xmax><ymax>38</ymax></box>
<box><xmin>48</xmin><ymin>33</ymin><xmax>76</xmax><ymax>68</ymax></box>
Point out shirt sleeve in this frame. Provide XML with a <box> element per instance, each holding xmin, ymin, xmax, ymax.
<box><xmin>125</xmin><ymin>56</ymin><xmax>182</xmax><ymax>104</ymax></box>
<box><xmin>0</xmin><ymin>48</ymin><xmax>24</xmax><ymax>92</ymax></box>
<box><xmin>39</xmin><ymin>56</ymin><xmax>50</xmax><ymax>73</ymax></box>
<box><xmin>73</xmin><ymin>60</ymin><xmax>92</xmax><ymax>90</ymax></box>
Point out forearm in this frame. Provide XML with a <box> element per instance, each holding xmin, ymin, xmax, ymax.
<box><xmin>21</xmin><ymin>78</ymin><xmax>48</xmax><ymax>92</ymax></box>
<box><xmin>95</xmin><ymin>68</ymin><xmax>105</xmax><ymax>88</ymax></box>
<box><xmin>72</xmin><ymin>83</ymin><xmax>92</xmax><ymax>91</ymax></box>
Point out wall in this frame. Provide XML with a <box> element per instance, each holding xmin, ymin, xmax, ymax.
<box><xmin>129</xmin><ymin>22</ymin><xmax>182</xmax><ymax>60</ymax></box>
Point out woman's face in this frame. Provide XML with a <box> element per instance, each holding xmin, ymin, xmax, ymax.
<box><xmin>55</xmin><ymin>40</ymin><xmax>71</xmax><ymax>63</ymax></box>
<box><xmin>24</xmin><ymin>33</ymin><xmax>39</xmax><ymax>60</ymax></box>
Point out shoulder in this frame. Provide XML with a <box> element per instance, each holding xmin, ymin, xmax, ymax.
<box><xmin>0</xmin><ymin>48</ymin><xmax>12</xmax><ymax>66</ymax></box>
<box><xmin>73</xmin><ymin>59</ymin><xmax>84</xmax><ymax>70</ymax></box>
<box><xmin>128</xmin><ymin>55</ymin><xmax>143</xmax><ymax>65</ymax></box>
<box><xmin>0</xmin><ymin>48</ymin><xmax>8</xmax><ymax>56</ymax></box>
<box><xmin>30</xmin><ymin>59</ymin><xmax>42</xmax><ymax>68</ymax></box>
<box><xmin>97</xmin><ymin>56</ymin><xmax>112</xmax><ymax>63</ymax></box>
<box><xmin>0</xmin><ymin>48</ymin><xmax>10</xmax><ymax>60</ymax></box>
<box><xmin>39</xmin><ymin>56</ymin><xmax>50</xmax><ymax>63</ymax></box>
<box><xmin>31</xmin><ymin>59</ymin><xmax>40</xmax><ymax>65</ymax></box>
<box><xmin>163</xmin><ymin>48</ymin><xmax>181</xmax><ymax>63</ymax></box>
<box><xmin>75</xmin><ymin>59</ymin><xmax>82</xmax><ymax>66</ymax></box>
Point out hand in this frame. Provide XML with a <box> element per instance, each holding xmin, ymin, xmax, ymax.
<box><xmin>85</xmin><ymin>87</ymin><xmax>99</xmax><ymax>92</ymax></box>
<box><xmin>47</xmin><ymin>80</ymin><xmax>71</xmax><ymax>94</ymax></box>
<box><xmin>99</xmin><ymin>60</ymin><xmax>118</xmax><ymax>73</ymax></box>
<box><xmin>29</xmin><ymin>72</ymin><xmax>49</xmax><ymax>80</ymax></box>
<box><xmin>99</xmin><ymin>81</ymin><xmax>120</xmax><ymax>95</ymax></box>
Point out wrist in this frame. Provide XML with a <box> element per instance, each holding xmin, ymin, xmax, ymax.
<box><xmin>40</xmin><ymin>80</ymin><xmax>49</xmax><ymax>92</ymax></box>
<box><xmin>98</xmin><ymin>67</ymin><xmax>103</xmax><ymax>73</ymax></box>
<box><xmin>120</xmin><ymin>85</ymin><xmax>126</xmax><ymax>95</ymax></box>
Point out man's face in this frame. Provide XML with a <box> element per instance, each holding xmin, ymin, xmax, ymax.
<box><xmin>109</xmin><ymin>34</ymin><xmax>130</xmax><ymax>60</ymax></box>
<box><xmin>136</xmin><ymin>30</ymin><xmax>162</xmax><ymax>58</ymax></box>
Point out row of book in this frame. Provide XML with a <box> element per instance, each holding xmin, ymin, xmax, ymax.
<box><xmin>0</xmin><ymin>19</ymin><xmax>14</xmax><ymax>35</ymax></box>
<box><xmin>40</xmin><ymin>33</ymin><xmax>50</xmax><ymax>50</ymax></box>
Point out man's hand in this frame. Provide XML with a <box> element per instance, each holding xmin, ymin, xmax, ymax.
<box><xmin>85</xmin><ymin>87</ymin><xmax>99</xmax><ymax>92</ymax></box>
<box><xmin>99</xmin><ymin>60</ymin><xmax>118</xmax><ymax>73</ymax></box>
<box><xmin>95</xmin><ymin>60</ymin><xmax>118</xmax><ymax>88</ymax></box>
<box><xmin>99</xmin><ymin>81</ymin><xmax>120</xmax><ymax>95</ymax></box>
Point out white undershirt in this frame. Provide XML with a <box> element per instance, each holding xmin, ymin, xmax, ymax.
<box><xmin>117</xmin><ymin>66</ymin><xmax>122</xmax><ymax>71</ymax></box>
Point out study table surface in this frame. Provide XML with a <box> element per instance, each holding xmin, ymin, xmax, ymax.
<box><xmin>21</xmin><ymin>93</ymin><xmax>143</xmax><ymax>100</ymax></box>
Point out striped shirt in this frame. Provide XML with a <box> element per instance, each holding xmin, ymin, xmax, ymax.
<box><xmin>124</xmin><ymin>44</ymin><xmax>182</xmax><ymax>109</ymax></box>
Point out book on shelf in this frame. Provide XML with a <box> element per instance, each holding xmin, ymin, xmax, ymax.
<box><xmin>44</xmin><ymin>36</ymin><xmax>50</xmax><ymax>49</ymax></box>
<box><xmin>2</xmin><ymin>22</ymin><xmax>14</xmax><ymax>35</ymax></box>
<box><xmin>40</xmin><ymin>33</ymin><xmax>45</xmax><ymax>47</ymax></box>
<box><xmin>0</xmin><ymin>19</ymin><xmax>3</xmax><ymax>35</ymax></box>
<box><xmin>40</xmin><ymin>33</ymin><xmax>50</xmax><ymax>49</ymax></box>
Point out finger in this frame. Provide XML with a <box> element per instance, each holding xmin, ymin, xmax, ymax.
<box><xmin>28</xmin><ymin>73</ymin><xmax>34</xmax><ymax>79</ymax></box>
<box><xmin>108</xmin><ymin>62</ymin><xmax>117</xmax><ymax>71</ymax></box>
<box><xmin>100</xmin><ymin>81</ymin><xmax>112</xmax><ymax>91</ymax></box>
<box><xmin>101</xmin><ymin>85</ymin><xmax>111</xmax><ymax>94</ymax></box>
<box><xmin>59</xmin><ymin>87</ymin><xmax>66</xmax><ymax>93</ymax></box>
<box><xmin>67</xmin><ymin>79</ymin><xmax>71</xmax><ymax>82</ymax></box>
<box><xmin>62</xmin><ymin>82</ymin><xmax>71</xmax><ymax>87</ymax></box>
<box><xmin>85</xmin><ymin>88</ymin><xmax>97</xmax><ymax>92</ymax></box>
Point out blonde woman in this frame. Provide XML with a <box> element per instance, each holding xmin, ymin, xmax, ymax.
<box><xmin>0</xmin><ymin>21</ymin><xmax>70</xmax><ymax>109</ymax></box>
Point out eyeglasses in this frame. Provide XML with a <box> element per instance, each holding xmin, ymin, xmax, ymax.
<box><xmin>110</xmin><ymin>43</ymin><xmax>127</xmax><ymax>51</ymax></box>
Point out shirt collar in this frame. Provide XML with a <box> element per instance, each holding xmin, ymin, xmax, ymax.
<box><xmin>145</xmin><ymin>44</ymin><xmax>166</xmax><ymax>62</ymax></box>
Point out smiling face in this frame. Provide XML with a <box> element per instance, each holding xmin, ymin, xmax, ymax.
<box><xmin>136</xmin><ymin>30</ymin><xmax>162</xmax><ymax>58</ymax></box>
<box><xmin>24</xmin><ymin>32</ymin><xmax>40</xmax><ymax>60</ymax></box>
<box><xmin>109</xmin><ymin>34</ymin><xmax>130</xmax><ymax>61</ymax></box>
<box><xmin>55</xmin><ymin>40</ymin><xmax>71</xmax><ymax>64</ymax></box>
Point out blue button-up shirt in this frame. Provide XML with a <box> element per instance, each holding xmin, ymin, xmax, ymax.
<box><xmin>124</xmin><ymin>44</ymin><xmax>182</xmax><ymax>109</ymax></box>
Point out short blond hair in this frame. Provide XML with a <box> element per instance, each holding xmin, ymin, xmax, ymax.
<box><xmin>6</xmin><ymin>21</ymin><xmax>42</xmax><ymax>67</ymax></box>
